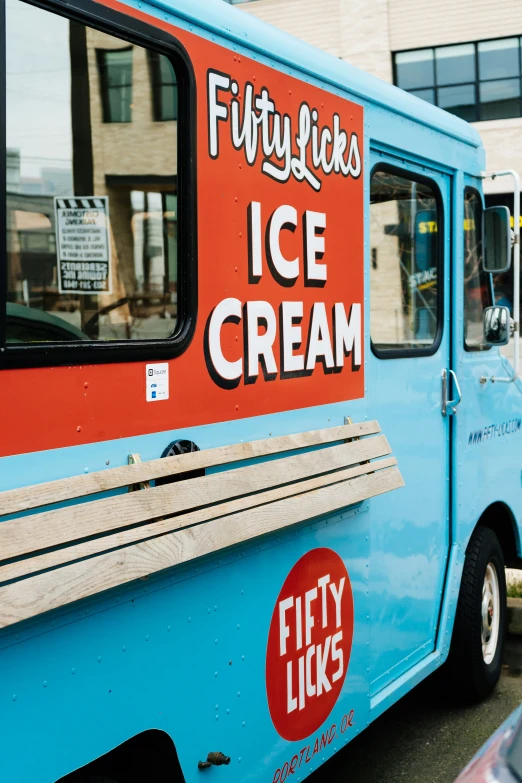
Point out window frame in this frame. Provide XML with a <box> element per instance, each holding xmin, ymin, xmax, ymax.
<box><xmin>392</xmin><ymin>36</ymin><xmax>522</xmax><ymax>122</ymax></box>
<box><xmin>149</xmin><ymin>50</ymin><xmax>178</xmax><ymax>122</ymax></box>
<box><xmin>0</xmin><ymin>0</ymin><xmax>197</xmax><ymax>369</ymax></box>
<box><xmin>463</xmin><ymin>186</ymin><xmax>492</xmax><ymax>353</ymax></box>
<box><xmin>97</xmin><ymin>45</ymin><xmax>134</xmax><ymax>124</ymax></box>
<box><xmin>370</xmin><ymin>163</ymin><xmax>445</xmax><ymax>360</ymax></box>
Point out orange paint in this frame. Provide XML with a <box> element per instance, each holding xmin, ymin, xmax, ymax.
<box><xmin>0</xmin><ymin>0</ymin><xmax>364</xmax><ymax>457</ymax></box>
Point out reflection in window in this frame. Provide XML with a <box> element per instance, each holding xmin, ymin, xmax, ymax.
<box><xmin>149</xmin><ymin>52</ymin><xmax>178</xmax><ymax>121</ymax></box>
<box><xmin>6</xmin><ymin>0</ymin><xmax>180</xmax><ymax>344</ymax></box>
<box><xmin>97</xmin><ymin>47</ymin><xmax>133</xmax><ymax>123</ymax></box>
<box><xmin>394</xmin><ymin>37</ymin><xmax>522</xmax><ymax>122</ymax></box>
<box><xmin>370</xmin><ymin>171</ymin><xmax>440</xmax><ymax>353</ymax></box>
<box><xmin>464</xmin><ymin>190</ymin><xmax>491</xmax><ymax>350</ymax></box>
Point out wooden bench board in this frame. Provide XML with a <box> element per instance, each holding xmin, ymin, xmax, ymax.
<box><xmin>0</xmin><ymin>434</ymin><xmax>391</xmax><ymax>561</ymax></box>
<box><xmin>0</xmin><ymin>456</ymin><xmax>398</xmax><ymax>584</ymax></box>
<box><xmin>0</xmin><ymin>420</ymin><xmax>405</xmax><ymax>630</ymax></box>
<box><xmin>0</xmin><ymin>420</ymin><xmax>380</xmax><ymax>516</ymax></box>
<box><xmin>0</xmin><ymin>466</ymin><xmax>404</xmax><ymax>629</ymax></box>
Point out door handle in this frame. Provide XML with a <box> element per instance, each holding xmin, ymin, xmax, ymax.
<box><xmin>441</xmin><ymin>368</ymin><xmax>462</xmax><ymax>416</ymax></box>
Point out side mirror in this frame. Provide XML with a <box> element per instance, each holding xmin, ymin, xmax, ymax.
<box><xmin>483</xmin><ymin>206</ymin><xmax>512</xmax><ymax>273</ymax></box>
<box><xmin>483</xmin><ymin>305</ymin><xmax>511</xmax><ymax>346</ymax></box>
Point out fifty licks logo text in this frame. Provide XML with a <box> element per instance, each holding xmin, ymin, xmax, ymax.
<box><xmin>207</xmin><ymin>69</ymin><xmax>361</xmax><ymax>191</ymax></box>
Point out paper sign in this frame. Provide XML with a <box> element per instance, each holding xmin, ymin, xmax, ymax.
<box><xmin>146</xmin><ymin>363</ymin><xmax>169</xmax><ymax>402</ymax></box>
<box><xmin>54</xmin><ymin>196</ymin><xmax>111</xmax><ymax>295</ymax></box>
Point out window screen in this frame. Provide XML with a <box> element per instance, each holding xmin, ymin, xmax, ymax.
<box><xmin>6</xmin><ymin>0</ymin><xmax>181</xmax><ymax>344</ymax></box>
<box><xmin>370</xmin><ymin>169</ymin><xmax>441</xmax><ymax>354</ymax></box>
<box><xmin>464</xmin><ymin>189</ymin><xmax>491</xmax><ymax>350</ymax></box>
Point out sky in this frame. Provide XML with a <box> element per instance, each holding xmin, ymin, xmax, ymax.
<box><xmin>6</xmin><ymin>0</ymin><xmax>73</xmax><ymax>180</ymax></box>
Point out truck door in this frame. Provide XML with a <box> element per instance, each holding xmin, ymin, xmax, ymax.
<box><xmin>454</xmin><ymin>176</ymin><xmax>522</xmax><ymax>569</ymax></box>
<box><xmin>366</xmin><ymin>155</ymin><xmax>451</xmax><ymax>697</ymax></box>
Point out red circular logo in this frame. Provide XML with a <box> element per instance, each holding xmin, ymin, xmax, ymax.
<box><xmin>266</xmin><ymin>548</ymin><xmax>354</xmax><ymax>741</ymax></box>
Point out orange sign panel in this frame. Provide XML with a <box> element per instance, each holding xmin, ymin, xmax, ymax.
<box><xmin>0</xmin><ymin>2</ymin><xmax>364</xmax><ymax>457</ymax></box>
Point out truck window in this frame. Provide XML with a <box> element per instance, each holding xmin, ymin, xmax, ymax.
<box><xmin>463</xmin><ymin>188</ymin><xmax>491</xmax><ymax>350</ymax></box>
<box><xmin>5</xmin><ymin>0</ymin><xmax>183</xmax><ymax>345</ymax></box>
<box><xmin>370</xmin><ymin>168</ymin><xmax>442</xmax><ymax>356</ymax></box>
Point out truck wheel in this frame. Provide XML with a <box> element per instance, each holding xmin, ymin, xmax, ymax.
<box><xmin>447</xmin><ymin>525</ymin><xmax>506</xmax><ymax>701</ymax></box>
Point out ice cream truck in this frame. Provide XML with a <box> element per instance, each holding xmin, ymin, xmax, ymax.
<box><xmin>0</xmin><ymin>0</ymin><xmax>520</xmax><ymax>781</ymax></box>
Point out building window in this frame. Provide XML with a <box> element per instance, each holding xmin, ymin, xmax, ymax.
<box><xmin>463</xmin><ymin>189</ymin><xmax>491</xmax><ymax>350</ymax></box>
<box><xmin>97</xmin><ymin>47</ymin><xmax>133</xmax><ymax>123</ymax></box>
<box><xmin>149</xmin><ymin>51</ymin><xmax>178</xmax><ymax>121</ymax></box>
<box><xmin>394</xmin><ymin>37</ymin><xmax>522</xmax><ymax>122</ymax></box>
<box><xmin>370</xmin><ymin>168</ymin><xmax>442</xmax><ymax>356</ymax></box>
<box><xmin>5</xmin><ymin>0</ymin><xmax>188</xmax><ymax>351</ymax></box>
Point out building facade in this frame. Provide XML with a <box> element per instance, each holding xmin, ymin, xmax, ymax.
<box><xmin>237</xmin><ymin>0</ymin><xmax>522</xmax><ymax>203</ymax></box>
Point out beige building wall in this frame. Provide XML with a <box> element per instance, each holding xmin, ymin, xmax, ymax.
<box><xmin>241</xmin><ymin>0</ymin><xmax>522</xmax><ymax>192</ymax></box>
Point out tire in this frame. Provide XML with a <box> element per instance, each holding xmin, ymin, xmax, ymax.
<box><xmin>446</xmin><ymin>525</ymin><xmax>506</xmax><ymax>701</ymax></box>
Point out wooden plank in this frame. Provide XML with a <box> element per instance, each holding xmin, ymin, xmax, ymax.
<box><xmin>0</xmin><ymin>421</ymin><xmax>381</xmax><ymax>516</ymax></box>
<box><xmin>0</xmin><ymin>466</ymin><xmax>404</xmax><ymax>629</ymax></box>
<box><xmin>0</xmin><ymin>457</ymin><xmax>398</xmax><ymax>584</ymax></box>
<box><xmin>0</xmin><ymin>434</ymin><xmax>391</xmax><ymax>561</ymax></box>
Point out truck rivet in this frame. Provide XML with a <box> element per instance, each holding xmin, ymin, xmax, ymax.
<box><xmin>215</xmin><ymin>672</ymin><xmax>218</xmax><ymax>677</ymax></box>
<box><xmin>71</xmin><ymin>668</ymin><xmax>76</xmax><ymax>674</ymax></box>
<box><xmin>167</xmin><ymin>626</ymin><xmax>171</xmax><ymax>632</ymax></box>
<box><xmin>43</xmin><ymin>681</ymin><xmax>48</xmax><ymax>688</ymax></box>
<box><xmin>122</xmin><ymin>646</ymin><xmax>126</xmax><ymax>652</ymax></box>
<box><xmin>97</xmin><ymin>657</ymin><xmax>102</xmax><ymax>663</ymax></box>
<box><xmin>77</xmin><ymin>426</ymin><xmax>81</xmax><ymax>432</ymax></box>
<box><xmin>145</xmin><ymin>635</ymin><xmax>149</xmax><ymax>641</ymax></box>
<box><xmin>215</xmin><ymin>704</ymin><xmax>219</xmax><ymax>710</ymax></box>
<box><xmin>242</xmin><ymin>722</ymin><xmax>246</xmax><ymax>727</ymax></box>
<box><xmin>12</xmin><ymin>695</ymin><xmax>17</xmax><ymax>702</ymax></box>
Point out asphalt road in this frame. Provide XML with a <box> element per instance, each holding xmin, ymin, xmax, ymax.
<box><xmin>311</xmin><ymin>635</ymin><xmax>522</xmax><ymax>783</ymax></box>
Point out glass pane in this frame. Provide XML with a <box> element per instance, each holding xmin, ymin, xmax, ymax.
<box><xmin>103</xmin><ymin>48</ymin><xmax>132</xmax><ymax>87</ymax></box>
<box><xmin>478</xmin><ymin>38</ymin><xmax>520</xmax><ymax>80</ymax></box>
<box><xmin>107</xmin><ymin>84</ymin><xmax>131</xmax><ymax>123</ymax></box>
<box><xmin>370</xmin><ymin>171</ymin><xmax>440</xmax><ymax>352</ymax></box>
<box><xmin>463</xmin><ymin>190</ymin><xmax>491</xmax><ymax>349</ymax></box>
<box><xmin>6</xmin><ymin>0</ymin><xmax>179</xmax><ymax>343</ymax></box>
<box><xmin>435</xmin><ymin>43</ymin><xmax>475</xmax><ymax>86</ymax></box>
<box><xmin>480</xmin><ymin>78</ymin><xmax>521</xmax><ymax>120</ymax></box>
<box><xmin>395</xmin><ymin>49</ymin><xmax>434</xmax><ymax>91</ymax></box>
<box><xmin>99</xmin><ymin>48</ymin><xmax>132</xmax><ymax>123</ymax></box>
<box><xmin>159</xmin><ymin>54</ymin><xmax>176</xmax><ymax>86</ymax></box>
<box><xmin>438</xmin><ymin>83</ymin><xmax>477</xmax><ymax>121</ymax></box>
<box><xmin>409</xmin><ymin>88</ymin><xmax>436</xmax><ymax>104</ymax></box>
<box><xmin>159</xmin><ymin>85</ymin><xmax>177</xmax><ymax>121</ymax></box>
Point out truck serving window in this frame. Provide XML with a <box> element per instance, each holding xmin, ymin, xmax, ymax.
<box><xmin>370</xmin><ymin>168</ymin><xmax>442</xmax><ymax>356</ymax></box>
<box><xmin>3</xmin><ymin>0</ymin><xmax>194</xmax><ymax>363</ymax></box>
<box><xmin>464</xmin><ymin>188</ymin><xmax>491</xmax><ymax>350</ymax></box>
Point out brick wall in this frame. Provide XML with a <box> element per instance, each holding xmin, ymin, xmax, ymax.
<box><xmin>240</xmin><ymin>0</ymin><xmax>522</xmax><ymax>194</ymax></box>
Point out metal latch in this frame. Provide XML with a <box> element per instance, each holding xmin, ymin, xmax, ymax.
<box><xmin>441</xmin><ymin>368</ymin><xmax>462</xmax><ymax>417</ymax></box>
